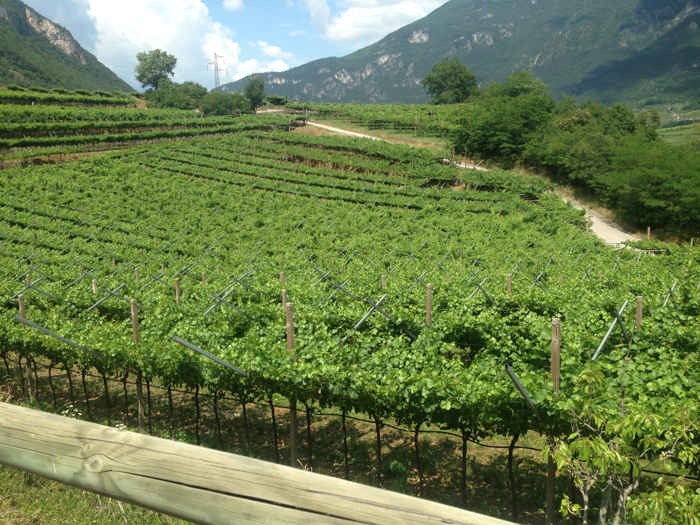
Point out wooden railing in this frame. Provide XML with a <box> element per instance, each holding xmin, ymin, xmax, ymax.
<box><xmin>0</xmin><ymin>402</ymin><xmax>513</xmax><ymax>525</ymax></box>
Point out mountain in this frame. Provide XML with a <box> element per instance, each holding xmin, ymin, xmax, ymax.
<box><xmin>220</xmin><ymin>0</ymin><xmax>700</xmax><ymax>106</ymax></box>
<box><xmin>0</xmin><ymin>0</ymin><xmax>133</xmax><ymax>92</ymax></box>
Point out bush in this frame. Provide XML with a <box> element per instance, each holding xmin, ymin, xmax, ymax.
<box><xmin>28</xmin><ymin>86</ymin><xmax>49</xmax><ymax>93</ymax></box>
<box><xmin>74</xmin><ymin>89</ymin><xmax>91</xmax><ymax>96</ymax></box>
<box><xmin>200</xmin><ymin>92</ymin><xmax>251</xmax><ymax>116</ymax></box>
<box><xmin>5</xmin><ymin>84</ymin><xmax>26</xmax><ymax>91</ymax></box>
<box><xmin>51</xmin><ymin>88</ymin><xmax>70</xmax><ymax>95</ymax></box>
<box><xmin>266</xmin><ymin>95</ymin><xmax>287</xmax><ymax>106</ymax></box>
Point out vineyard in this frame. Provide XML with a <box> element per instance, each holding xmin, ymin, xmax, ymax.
<box><xmin>1</xmin><ymin>123</ymin><xmax>699</xmax><ymax>523</ymax></box>
<box><xmin>287</xmin><ymin>101</ymin><xmax>461</xmax><ymax>138</ymax></box>
<box><xmin>0</xmin><ymin>103</ymin><xmax>298</xmax><ymax>161</ymax></box>
<box><xmin>0</xmin><ymin>86</ymin><xmax>137</xmax><ymax>107</ymax></box>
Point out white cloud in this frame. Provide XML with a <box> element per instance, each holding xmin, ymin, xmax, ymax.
<box><xmin>79</xmin><ymin>0</ymin><xmax>283</xmax><ymax>89</ymax></box>
<box><xmin>234</xmin><ymin>58</ymin><xmax>290</xmax><ymax>81</ymax></box>
<box><xmin>222</xmin><ymin>0</ymin><xmax>244</xmax><ymax>11</ymax></box>
<box><xmin>299</xmin><ymin>0</ymin><xmax>449</xmax><ymax>47</ymax></box>
<box><xmin>256</xmin><ymin>41</ymin><xmax>294</xmax><ymax>59</ymax></box>
<box><xmin>300</xmin><ymin>0</ymin><xmax>331</xmax><ymax>32</ymax></box>
<box><xmin>289</xmin><ymin>29</ymin><xmax>306</xmax><ymax>36</ymax></box>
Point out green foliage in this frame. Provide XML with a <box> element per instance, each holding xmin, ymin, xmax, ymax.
<box><xmin>146</xmin><ymin>81</ymin><xmax>208</xmax><ymax>110</ymax></box>
<box><xmin>266</xmin><ymin>95</ymin><xmax>287</xmax><ymax>106</ymax></box>
<box><xmin>135</xmin><ymin>49</ymin><xmax>177</xmax><ymax>90</ymax></box>
<box><xmin>199</xmin><ymin>91</ymin><xmax>250</xmax><ymax>116</ymax></box>
<box><xmin>629</xmin><ymin>482</ymin><xmax>700</xmax><ymax>524</ymax></box>
<box><xmin>451</xmin><ymin>72</ymin><xmax>556</xmax><ymax>167</ymax></box>
<box><xmin>420</xmin><ymin>57</ymin><xmax>478</xmax><ymax>104</ymax></box>
<box><xmin>522</xmin><ymin>99</ymin><xmax>700</xmax><ymax>234</ymax></box>
<box><xmin>244</xmin><ymin>76</ymin><xmax>265</xmax><ymax>110</ymax></box>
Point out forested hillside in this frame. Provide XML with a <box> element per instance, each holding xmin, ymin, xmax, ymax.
<box><xmin>222</xmin><ymin>0</ymin><xmax>700</xmax><ymax>107</ymax></box>
<box><xmin>0</xmin><ymin>0</ymin><xmax>133</xmax><ymax>92</ymax></box>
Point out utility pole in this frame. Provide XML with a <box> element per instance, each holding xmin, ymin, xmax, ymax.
<box><xmin>208</xmin><ymin>53</ymin><xmax>228</xmax><ymax>89</ymax></box>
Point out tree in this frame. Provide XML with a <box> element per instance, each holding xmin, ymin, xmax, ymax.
<box><xmin>244</xmin><ymin>76</ymin><xmax>266</xmax><ymax>110</ymax></box>
<box><xmin>135</xmin><ymin>49</ymin><xmax>177</xmax><ymax>90</ymax></box>
<box><xmin>420</xmin><ymin>57</ymin><xmax>478</xmax><ymax>104</ymax></box>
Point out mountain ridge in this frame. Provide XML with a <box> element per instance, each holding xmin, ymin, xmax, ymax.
<box><xmin>220</xmin><ymin>0</ymin><xmax>700</xmax><ymax>106</ymax></box>
<box><xmin>0</xmin><ymin>0</ymin><xmax>133</xmax><ymax>92</ymax></box>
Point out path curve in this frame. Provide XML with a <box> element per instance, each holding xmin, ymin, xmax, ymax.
<box><xmin>560</xmin><ymin>196</ymin><xmax>640</xmax><ymax>244</ymax></box>
<box><xmin>303</xmin><ymin>121</ymin><xmax>636</xmax><ymax>244</ymax></box>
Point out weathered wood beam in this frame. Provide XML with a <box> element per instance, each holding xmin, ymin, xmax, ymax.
<box><xmin>0</xmin><ymin>402</ymin><xmax>512</xmax><ymax>525</ymax></box>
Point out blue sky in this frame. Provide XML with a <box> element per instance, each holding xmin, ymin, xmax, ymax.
<box><xmin>22</xmin><ymin>0</ymin><xmax>449</xmax><ymax>91</ymax></box>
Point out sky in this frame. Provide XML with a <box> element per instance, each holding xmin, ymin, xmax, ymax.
<box><xmin>22</xmin><ymin>0</ymin><xmax>450</xmax><ymax>91</ymax></box>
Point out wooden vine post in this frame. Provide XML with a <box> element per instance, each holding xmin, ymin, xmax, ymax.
<box><xmin>636</xmin><ymin>296</ymin><xmax>643</xmax><ymax>331</ymax></box>
<box><xmin>131</xmin><ymin>299</ymin><xmax>146</xmax><ymax>435</ymax></box>
<box><xmin>547</xmin><ymin>318</ymin><xmax>561</xmax><ymax>525</ymax></box>
<box><xmin>381</xmin><ymin>275</ymin><xmax>386</xmax><ymax>290</ymax></box>
<box><xmin>286</xmin><ymin>302</ymin><xmax>298</xmax><ymax>468</ymax></box>
<box><xmin>426</xmin><ymin>284</ymin><xmax>433</xmax><ymax>327</ymax></box>
<box><xmin>18</xmin><ymin>294</ymin><xmax>36</xmax><ymax>402</ymax></box>
<box><xmin>92</xmin><ymin>279</ymin><xmax>98</xmax><ymax>294</ymax></box>
<box><xmin>175</xmin><ymin>278</ymin><xmax>181</xmax><ymax>305</ymax></box>
<box><xmin>507</xmin><ymin>274</ymin><xmax>512</xmax><ymax>296</ymax></box>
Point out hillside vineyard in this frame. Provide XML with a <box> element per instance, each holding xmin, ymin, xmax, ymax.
<box><xmin>1</xmin><ymin>127</ymin><xmax>699</xmax><ymax>518</ymax></box>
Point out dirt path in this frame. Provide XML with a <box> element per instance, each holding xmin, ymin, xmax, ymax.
<box><xmin>560</xmin><ymin>195</ymin><xmax>640</xmax><ymax>244</ymax></box>
<box><xmin>306</xmin><ymin>122</ymin><xmax>489</xmax><ymax>170</ymax></box>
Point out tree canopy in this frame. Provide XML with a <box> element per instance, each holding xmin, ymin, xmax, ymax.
<box><xmin>244</xmin><ymin>76</ymin><xmax>266</xmax><ymax>110</ymax></box>
<box><xmin>135</xmin><ymin>49</ymin><xmax>177</xmax><ymax>90</ymax></box>
<box><xmin>420</xmin><ymin>57</ymin><xmax>478</xmax><ymax>104</ymax></box>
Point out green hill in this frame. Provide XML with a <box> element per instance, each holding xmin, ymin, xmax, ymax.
<box><xmin>220</xmin><ymin>0</ymin><xmax>700</xmax><ymax>107</ymax></box>
<box><xmin>0</xmin><ymin>0</ymin><xmax>133</xmax><ymax>92</ymax></box>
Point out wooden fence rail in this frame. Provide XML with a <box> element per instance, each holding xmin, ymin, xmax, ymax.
<box><xmin>0</xmin><ymin>402</ymin><xmax>512</xmax><ymax>525</ymax></box>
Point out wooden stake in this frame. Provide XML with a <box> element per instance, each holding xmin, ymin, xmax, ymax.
<box><xmin>426</xmin><ymin>284</ymin><xmax>433</xmax><ymax>327</ymax></box>
<box><xmin>342</xmin><ymin>264</ymin><xmax>345</xmax><ymax>276</ymax></box>
<box><xmin>446</xmin><ymin>273</ymin><xmax>450</xmax><ymax>284</ymax></box>
<box><xmin>280</xmin><ymin>253</ymin><xmax>284</xmax><ymax>269</ymax></box>
<box><xmin>131</xmin><ymin>299</ymin><xmax>140</xmax><ymax>343</ymax></box>
<box><xmin>135</xmin><ymin>268</ymin><xmax>139</xmax><ymax>283</ymax></box>
<box><xmin>280</xmin><ymin>272</ymin><xmax>286</xmax><ymax>288</ymax></box>
<box><xmin>507</xmin><ymin>274</ymin><xmax>512</xmax><ymax>295</ymax></box>
<box><xmin>381</xmin><ymin>275</ymin><xmax>386</xmax><ymax>289</ymax></box>
<box><xmin>599</xmin><ymin>270</ymin><xmax>603</xmax><ymax>282</ymax></box>
<box><xmin>131</xmin><ymin>299</ymin><xmax>146</xmax><ymax>434</ymax></box>
<box><xmin>92</xmin><ymin>279</ymin><xmax>98</xmax><ymax>294</ymax></box>
<box><xmin>18</xmin><ymin>295</ymin><xmax>35</xmax><ymax>402</ymax></box>
<box><xmin>217</xmin><ymin>265</ymin><xmax>220</xmax><ymax>276</ymax></box>
<box><xmin>551</xmin><ymin>319</ymin><xmax>561</xmax><ymax>391</ymax></box>
<box><xmin>112</xmin><ymin>258</ymin><xmax>116</xmax><ymax>268</ymax></box>
<box><xmin>286</xmin><ymin>303</ymin><xmax>298</xmax><ymax>468</ymax></box>
<box><xmin>26</xmin><ymin>274</ymin><xmax>31</xmax><ymax>294</ymax></box>
<box><xmin>202</xmin><ymin>272</ymin><xmax>206</xmax><ymax>284</ymax></box>
<box><xmin>282</xmin><ymin>289</ymin><xmax>287</xmax><ymax>307</ymax></box>
<box><xmin>546</xmin><ymin>319</ymin><xmax>561</xmax><ymax>525</ymax></box>
<box><xmin>647</xmin><ymin>227</ymin><xmax>651</xmax><ymax>240</ymax></box>
<box><xmin>636</xmin><ymin>296</ymin><xmax>643</xmax><ymax>331</ymax></box>
<box><xmin>175</xmin><ymin>278</ymin><xmax>181</xmax><ymax>305</ymax></box>
<box><xmin>559</xmin><ymin>274</ymin><xmax>563</xmax><ymax>283</ymax></box>
<box><xmin>18</xmin><ymin>294</ymin><xmax>26</xmax><ymax>329</ymax></box>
